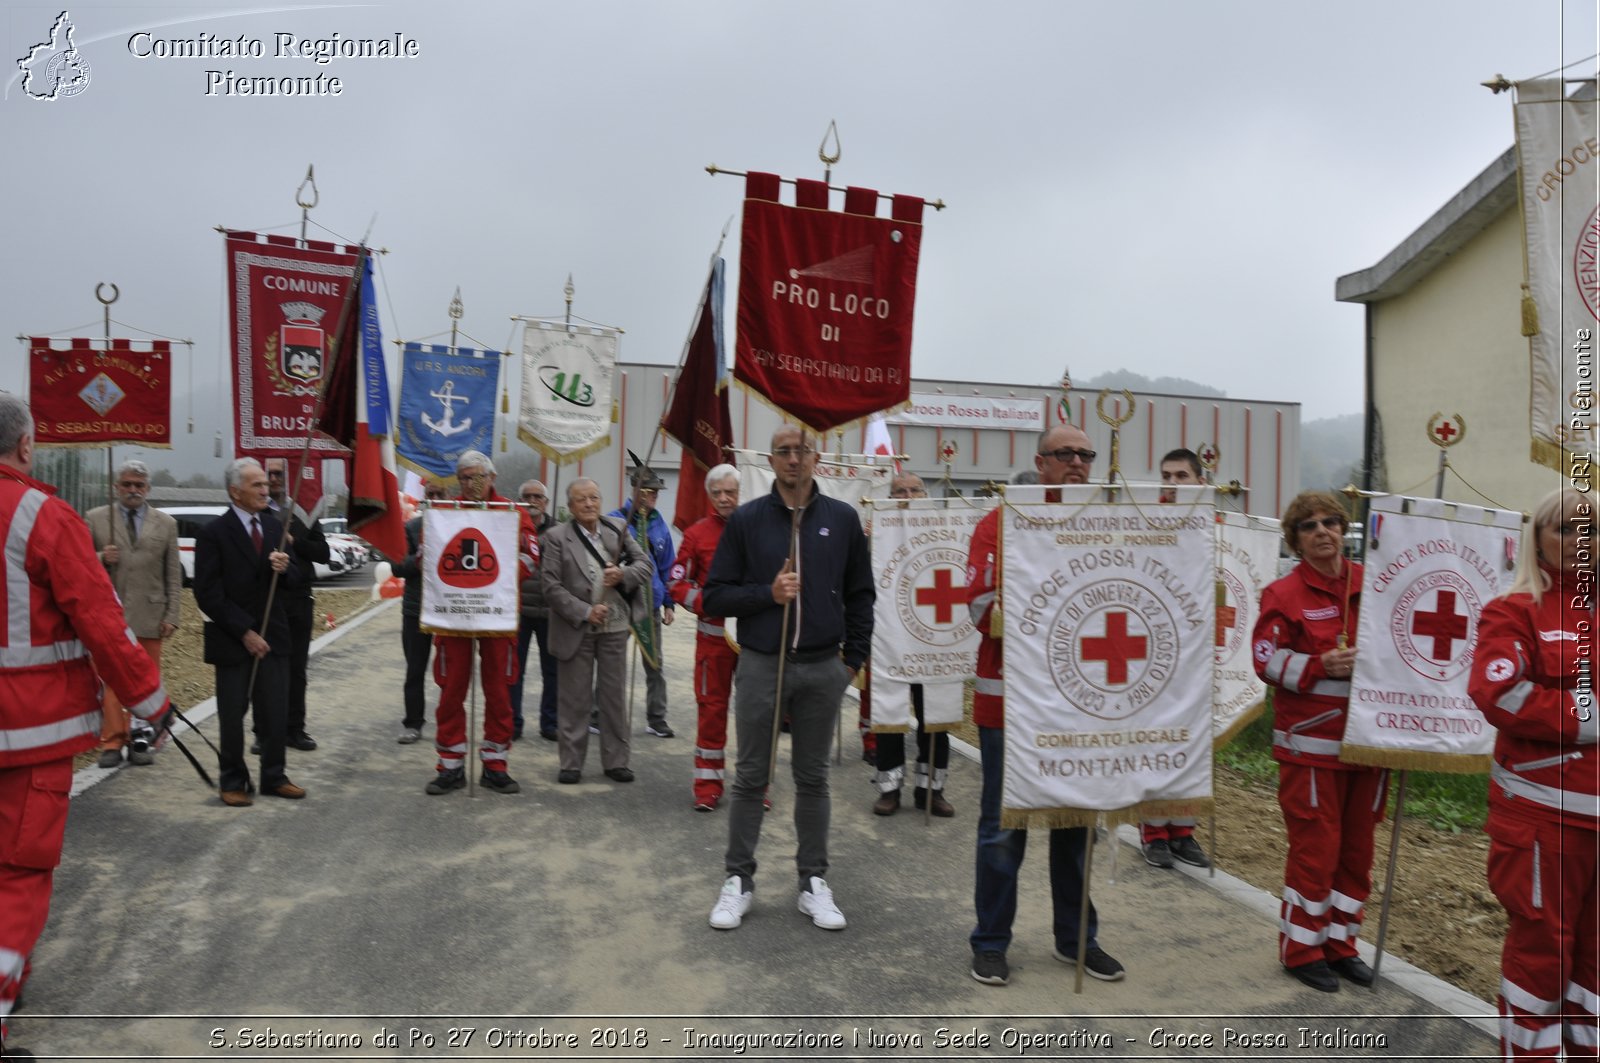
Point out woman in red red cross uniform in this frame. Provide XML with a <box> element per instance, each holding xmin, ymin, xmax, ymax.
<box><xmin>1252</xmin><ymin>490</ymin><xmax>1385</xmax><ymax>995</ymax></box>
<box><xmin>1469</xmin><ymin>486</ymin><xmax>1598</xmax><ymax>1060</ymax></box>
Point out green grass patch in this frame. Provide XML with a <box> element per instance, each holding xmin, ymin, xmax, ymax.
<box><xmin>1218</xmin><ymin>696</ymin><xmax>1488</xmax><ymax>833</ymax></box>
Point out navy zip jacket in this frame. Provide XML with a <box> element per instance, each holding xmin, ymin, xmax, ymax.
<box><xmin>702</xmin><ymin>483</ymin><xmax>874</xmax><ymax>669</ymax></box>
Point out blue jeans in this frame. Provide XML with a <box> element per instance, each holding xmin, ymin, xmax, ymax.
<box><xmin>970</xmin><ymin>725</ymin><xmax>1097</xmax><ymax>956</ymax></box>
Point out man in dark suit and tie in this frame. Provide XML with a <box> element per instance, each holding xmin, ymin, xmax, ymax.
<box><xmin>193</xmin><ymin>457</ymin><xmax>307</xmax><ymax>806</ymax></box>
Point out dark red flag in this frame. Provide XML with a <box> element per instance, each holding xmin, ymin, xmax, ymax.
<box><xmin>734</xmin><ymin>173</ymin><xmax>922</xmax><ymax>434</ymax></box>
<box><xmin>661</xmin><ymin>259</ymin><xmax>733</xmax><ymax>531</ymax></box>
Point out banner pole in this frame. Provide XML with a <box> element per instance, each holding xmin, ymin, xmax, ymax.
<box><xmin>1072</xmin><ymin>830</ymin><xmax>1095</xmax><ymax>996</ymax></box>
<box><xmin>1367</xmin><ymin>416</ymin><xmax>1464</xmax><ymax>989</ymax></box>
<box><xmin>467</xmin><ymin>644</ymin><xmax>478</xmax><ymax>798</ymax></box>
<box><xmin>765</xmin><ymin>506</ymin><xmax>803</xmax><ymax>791</ymax></box>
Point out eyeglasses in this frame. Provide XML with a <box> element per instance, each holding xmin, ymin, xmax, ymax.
<box><xmin>1039</xmin><ymin>447</ymin><xmax>1097</xmax><ymax>464</ymax></box>
<box><xmin>772</xmin><ymin>446</ymin><xmax>816</xmax><ymax>460</ymax></box>
<box><xmin>1295</xmin><ymin>516</ymin><xmax>1344</xmax><ymax>534</ymax></box>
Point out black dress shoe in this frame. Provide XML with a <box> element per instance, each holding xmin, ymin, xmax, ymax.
<box><xmin>540</xmin><ymin>729</ymin><xmax>558</xmax><ymax>742</ymax></box>
<box><xmin>1286</xmin><ymin>959</ymin><xmax>1340</xmax><ymax>993</ymax></box>
<box><xmin>287</xmin><ymin>731</ymin><xmax>317</xmax><ymax>751</ymax></box>
<box><xmin>558</xmin><ymin>769</ymin><xmax>581</xmax><ymax>784</ymax></box>
<box><xmin>1329</xmin><ymin>955</ymin><xmax>1376</xmax><ymax>986</ymax></box>
<box><xmin>604</xmin><ymin>767</ymin><xmax>635</xmax><ymax>783</ymax></box>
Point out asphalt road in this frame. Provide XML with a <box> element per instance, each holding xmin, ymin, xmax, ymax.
<box><xmin>14</xmin><ymin>604</ymin><xmax>1500</xmax><ymax>1061</ymax></box>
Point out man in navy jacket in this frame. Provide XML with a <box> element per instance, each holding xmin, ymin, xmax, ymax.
<box><xmin>702</xmin><ymin>426</ymin><xmax>873</xmax><ymax>932</ymax></box>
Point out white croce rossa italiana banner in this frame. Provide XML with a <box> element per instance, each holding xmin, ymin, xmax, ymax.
<box><xmin>517</xmin><ymin>321</ymin><xmax>618</xmax><ymax>463</ymax></box>
<box><xmin>868</xmin><ymin>497</ymin><xmax>997</xmax><ymax>732</ymax></box>
<box><xmin>1344</xmin><ymin>494</ymin><xmax>1523</xmax><ymax>771</ymax></box>
<box><xmin>420</xmin><ymin>504</ymin><xmax>521</xmax><ymax>637</ymax></box>
<box><xmin>1001</xmin><ymin>484</ymin><xmax>1215</xmax><ymax>829</ymax></box>
<box><xmin>730</xmin><ymin>449</ymin><xmax>894</xmax><ymax>509</ymax></box>
<box><xmin>1515</xmin><ymin>78</ymin><xmax>1600</xmax><ymax>471</ymax></box>
<box><xmin>1213</xmin><ymin>511</ymin><xmax>1280</xmax><ymax>747</ymax></box>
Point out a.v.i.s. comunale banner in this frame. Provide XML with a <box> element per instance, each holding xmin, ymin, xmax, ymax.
<box><xmin>1516</xmin><ymin>78</ymin><xmax>1600</xmax><ymax>471</ymax></box>
<box><xmin>734</xmin><ymin>172</ymin><xmax>922</xmax><ymax>435</ymax></box>
<box><xmin>1000</xmin><ymin>485</ymin><xmax>1215</xmax><ymax>829</ymax></box>
<box><xmin>517</xmin><ymin>321</ymin><xmax>617</xmax><ymax>462</ymax></box>
<box><xmin>1343</xmin><ymin>494</ymin><xmax>1522</xmax><ymax>772</ymax></box>
<box><xmin>420</xmin><ymin>504</ymin><xmax>520</xmax><ymax>637</ymax></box>
<box><xmin>397</xmin><ymin>342</ymin><xmax>500</xmax><ymax>484</ymax></box>
<box><xmin>868</xmin><ymin>497</ymin><xmax>996</xmax><ymax>733</ymax></box>
<box><xmin>1213</xmin><ymin>511</ymin><xmax>1280</xmax><ymax>747</ymax></box>
<box><xmin>28</xmin><ymin>338</ymin><xmax>172</xmax><ymax>447</ymax></box>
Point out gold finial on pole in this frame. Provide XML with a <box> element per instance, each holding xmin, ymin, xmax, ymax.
<box><xmin>1095</xmin><ymin>388</ymin><xmax>1135</xmax><ymax>482</ymax></box>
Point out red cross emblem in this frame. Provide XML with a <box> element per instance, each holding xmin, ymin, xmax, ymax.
<box><xmin>1411</xmin><ymin>590</ymin><xmax>1469</xmax><ymax>662</ymax></box>
<box><xmin>914</xmin><ymin>567</ymin><xmax>967</xmax><ymax>625</ymax></box>
<box><xmin>1081</xmin><ymin>611</ymin><xmax>1148</xmax><ymax>686</ymax></box>
<box><xmin>1215</xmin><ymin>589</ymin><xmax>1237</xmax><ymax>649</ymax></box>
<box><xmin>1433</xmin><ymin>421</ymin><xmax>1456</xmax><ymax>443</ymax></box>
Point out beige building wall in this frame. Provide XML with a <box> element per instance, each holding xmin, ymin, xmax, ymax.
<box><xmin>1370</xmin><ymin>207</ymin><xmax>1563</xmax><ymax>514</ymax></box>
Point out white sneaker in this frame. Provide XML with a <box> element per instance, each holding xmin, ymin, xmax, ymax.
<box><xmin>797</xmin><ymin>876</ymin><xmax>847</xmax><ymax>930</ymax></box>
<box><xmin>709</xmin><ymin>876</ymin><xmax>752</xmax><ymax>930</ymax></box>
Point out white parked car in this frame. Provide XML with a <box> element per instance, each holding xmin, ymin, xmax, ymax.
<box><xmin>319</xmin><ymin>516</ymin><xmax>372</xmax><ymax>568</ymax></box>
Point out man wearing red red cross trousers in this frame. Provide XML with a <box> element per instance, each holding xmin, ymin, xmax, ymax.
<box><xmin>966</xmin><ymin>424</ymin><xmax>1125</xmax><ymax>987</ymax></box>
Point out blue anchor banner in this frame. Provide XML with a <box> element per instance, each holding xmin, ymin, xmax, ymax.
<box><xmin>396</xmin><ymin>341</ymin><xmax>501</xmax><ymax>483</ymax></box>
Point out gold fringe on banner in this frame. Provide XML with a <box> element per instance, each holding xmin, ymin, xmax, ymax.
<box><xmin>1001</xmin><ymin>798</ymin><xmax>1215</xmax><ymax>832</ymax></box>
<box><xmin>730</xmin><ymin>378</ymin><xmax>913</xmax><ymax>442</ymax></box>
<box><xmin>1530</xmin><ymin>435</ymin><xmax>1569</xmax><ymax>473</ymax></box>
<box><xmin>516</xmin><ymin>425</ymin><xmax>611</xmax><ymax>466</ymax></box>
<box><xmin>868</xmin><ymin>723</ymin><xmax>912</xmax><ymax>735</ymax></box>
<box><xmin>37</xmin><ymin>440</ymin><xmax>174</xmax><ymax>450</ymax></box>
<box><xmin>1521</xmin><ymin>284</ymin><xmax>1539</xmax><ymax>337</ymax></box>
<box><xmin>1212</xmin><ymin>699</ymin><xmax>1268</xmax><ymax>751</ymax></box>
<box><xmin>420</xmin><ymin>625</ymin><xmax>517</xmax><ymax>638</ymax></box>
<box><xmin>1339</xmin><ymin>743</ymin><xmax>1491</xmax><ymax>775</ymax></box>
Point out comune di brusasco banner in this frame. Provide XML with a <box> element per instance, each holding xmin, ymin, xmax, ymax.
<box><xmin>1000</xmin><ymin>485</ymin><xmax>1214</xmax><ymax>829</ymax></box>
<box><xmin>868</xmin><ymin>496</ymin><xmax>995</xmax><ymax>733</ymax></box>
<box><xmin>1344</xmin><ymin>494</ymin><xmax>1522</xmax><ymax>772</ymax></box>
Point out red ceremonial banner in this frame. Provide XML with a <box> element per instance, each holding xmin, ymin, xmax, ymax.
<box><xmin>734</xmin><ymin>173</ymin><xmax>922</xmax><ymax>434</ymax></box>
<box><xmin>29</xmin><ymin>337</ymin><xmax>172</xmax><ymax>447</ymax></box>
<box><xmin>225</xmin><ymin>231</ymin><xmax>357</xmax><ymax>464</ymax></box>
<box><xmin>226</xmin><ymin>230</ymin><xmax>360</xmax><ymax>514</ymax></box>
<box><xmin>661</xmin><ymin>259</ymin><xmax>733</xmax><ymax>530</ymax></box>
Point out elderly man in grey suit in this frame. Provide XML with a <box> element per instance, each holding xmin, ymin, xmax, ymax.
<box><xmin>540</xmin><ymin>478</ymin><xmax>652</xmax><ymax>785</ymax></box>
<box><xmin>86</xmin><ymin>458</ymin><xmax>181</xmax><ymax>768</ymax></box>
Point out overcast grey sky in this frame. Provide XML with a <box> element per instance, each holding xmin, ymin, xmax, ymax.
<box><xmin>3</xmin><ymin>0</ymin><xmax>1596</xmax><ymax>474</ymax></box>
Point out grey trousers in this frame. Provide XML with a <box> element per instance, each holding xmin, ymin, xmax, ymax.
<box><xmin>724</xmin><ymin>649</ymin><xmax>851</xmax><ymax>889</ymax></box>
<box><xmin>557</xmin><ymin>629</ymin><xmax>630</xmax><ymax>773</ymax></box>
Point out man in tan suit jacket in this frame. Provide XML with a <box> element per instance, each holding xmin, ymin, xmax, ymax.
<box><xmin>540</xmin><ymin>478</ymin><xmax>652</xmax><ymax>784</ymax></box>
<box><xmin>86</xmin><ymin>459</ymin><xmax>181</xmax><ymax>767</ymax></box>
